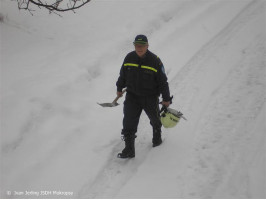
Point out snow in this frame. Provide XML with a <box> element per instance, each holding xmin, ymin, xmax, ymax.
<box><xmin>0</xmin><ymin>0</ymin><xmax>265</xmax><ymax>198</ymax></box>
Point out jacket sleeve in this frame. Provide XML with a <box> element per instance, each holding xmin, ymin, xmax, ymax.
<box><xmin>157</xmin><ymin>58</ymin><xmax>171</xmax><ymax>101</ymax></box>
<box><xmin>116</xmin><ymin>58</ymin><xmax>126</xmax><ymax>92</ymax></box>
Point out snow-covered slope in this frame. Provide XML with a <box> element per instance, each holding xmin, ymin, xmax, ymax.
<box><xmin>1</xmin><ymin>0</ymin><xmax>265</xmax><ymax>198</ymax></box>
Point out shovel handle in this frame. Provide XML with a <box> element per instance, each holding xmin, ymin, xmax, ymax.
<box><xmin>112</xmin><ymin>89</ymin><xmax>126</xmax><ymax>104</ymax></box>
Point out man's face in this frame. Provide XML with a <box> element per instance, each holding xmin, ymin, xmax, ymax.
<box><xmin>134</xmin><ymin>43</ymin><xmax>149</xmax><ymax>58</ymax></box>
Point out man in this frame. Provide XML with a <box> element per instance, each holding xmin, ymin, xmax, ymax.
<box><xmin>116</xmin><ymin>35</ymin><xmax>171</xmax><ymax>158</ymax></box>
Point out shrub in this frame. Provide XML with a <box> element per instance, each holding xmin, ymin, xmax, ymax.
<box><xmin>0</xmin><ymin>13</ymin><xmax>4</xmax><ymax>23</ymax></box>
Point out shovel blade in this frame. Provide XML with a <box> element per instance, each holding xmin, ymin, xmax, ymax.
<box><xmin>97</xmin><ymin>102</ymin><xmax>119</xmax><ymax>107</ymax></box>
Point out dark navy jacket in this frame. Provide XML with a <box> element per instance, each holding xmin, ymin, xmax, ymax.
<box><xmin>116</xmin><ymin>50</ymin><xmax>171</xmax><ymax>101</ymax></box>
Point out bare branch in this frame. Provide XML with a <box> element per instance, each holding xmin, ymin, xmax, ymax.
<box><xmin>17</xmin><ymin>0</ymin><xmax>91</xmax><ymax>14</ymax></box>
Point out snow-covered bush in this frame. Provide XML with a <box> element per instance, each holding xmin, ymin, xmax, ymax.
<box><xmin>0</xmin><ymin>13</ymin><xmax>4</xmax><ymax>23</ymax></box>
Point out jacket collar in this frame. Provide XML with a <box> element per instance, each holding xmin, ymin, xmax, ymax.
<box><xmin>134</xmin><ymin>49</ymin><xmax>150</xmax><ymax>60</ymax></box>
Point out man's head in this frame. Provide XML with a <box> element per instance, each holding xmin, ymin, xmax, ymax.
<box><xmin>133</xmin><ymin>35</ymin><xmax>149</xmax><ymax>58</ymax></box>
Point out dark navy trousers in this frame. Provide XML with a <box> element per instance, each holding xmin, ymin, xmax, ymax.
<box><xmin>122</xmin><ymin>92</ymin><xmax>162</xmax><ymax>136</ymax></box>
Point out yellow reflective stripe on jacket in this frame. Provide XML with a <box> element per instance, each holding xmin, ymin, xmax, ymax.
<box><xmin>124</xmin><ymin>63</ymin><xmax>138</xmax><ymax>67</ymax></box>
<box><xmin>141</xmin><ymin>65</ymin><xmax>157</xmax><ymax>72</ymax></box>
<box><xmin>124</xmin><ymin>63</ymin><xmax>157</xmax><ymax>72</ymax></box>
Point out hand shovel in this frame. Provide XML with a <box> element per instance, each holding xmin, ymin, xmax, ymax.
<box><xmin>98</xmin><ymin>89</ymin><xmax>126</xmax><ymax>107</ymax></box>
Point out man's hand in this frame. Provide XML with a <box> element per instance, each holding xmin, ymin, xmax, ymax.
<box><xmin>117</xmin><ymin>91</ymin><xmax>123</xmax><ymax>97</ymax></box>
<box><xmin>162</xmin><ymin>101</ymin><xmax>170</xmax><ymax>107</ymax></box>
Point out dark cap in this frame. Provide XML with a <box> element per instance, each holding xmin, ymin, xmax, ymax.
<box><xmin>133</xmin><ymin>35</ymin><xmax>148</xmax><ymax>45</ymax></box>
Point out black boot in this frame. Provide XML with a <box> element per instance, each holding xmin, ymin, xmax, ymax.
<box><xmin>117</xmin><ymin>134</ymin><xmax>136</xmax><ymax>158</ymax></box>
<box><xmin>152</xmin><ymin>128</ymin><xmax>162</xmax><ymax>147</ymax></box>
